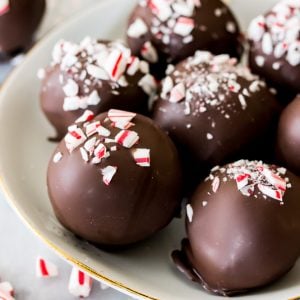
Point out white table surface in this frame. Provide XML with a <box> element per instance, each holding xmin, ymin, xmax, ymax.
<box><xmin>0</xmin><ymin>1</ymin><xmax>131</xmax><ymax>299</ymax></box>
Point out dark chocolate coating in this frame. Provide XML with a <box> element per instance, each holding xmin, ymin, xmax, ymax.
<box><xmin>277</xmin><ymin>96</ymin><xmax>300</xmax><ymax>176</ymax></box>
<box><xmin>248</xmin><ymin>3</ymin><xmax>300</xmax><ymax>103</ymax></box>
<box><xmin>0</xmin><ymin>0</ymin><xmax>45</xmax><ymax>59</ymax></box>
<box><xmin>152</xmin><ymin>53</ymin><xmax>281</xmax><ymax>193</ymax></box>
<box><xmin>40</xmin><ymin>40</ymin><xmax>153</xmax><ymax>140</ymax></box>
<box><xmin>47</xmin><ymin>113</ymin><xmax>182</xmax><ymax>247</ymax></box>
<box><xmin>173</xmin><ymin>162</ymin><xmax>300</xmax><ymax>296</ymax></box>
<box><xmin>127</xmin><ymin>0</ymin><xmax>243</xmax><ymax>77</ymax></box>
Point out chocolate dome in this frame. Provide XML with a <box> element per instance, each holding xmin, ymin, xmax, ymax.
<box><xmin>173</xmin><ymin>160</ymin><xmax>300</xmax><ymax>296</ymax></box>
<box><xmin>40</xmin><ymin>38</ymin><xmax>157</xmax><ymax>140</ymax></box>
<box><xmin>126</xmin><ymin>0</ymin><xmax>243</xmax><ymax>77</ymax></box>
<box><xmin>47</xmin><ymin>109</ymin><xmax>182</xmax><ymax>247</ymax></box>
<box><xmin>0</xmin><ymin>0</ymin><xmax>45</xmax><ymax>59</ymax></box>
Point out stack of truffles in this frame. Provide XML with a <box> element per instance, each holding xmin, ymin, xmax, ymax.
<box><xmin>4</xmin><ymin>0</ymin><xmax>299</xmax><ymax>297</ymax></box>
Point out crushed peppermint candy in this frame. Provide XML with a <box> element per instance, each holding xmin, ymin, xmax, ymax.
<box><xmin>186</xmin><ymin>204</ymin><xmax>193</xmax><ymax>223</ymax></box>
<box><xmin>132</xmin><ymin>148</ymin><xmax>150</xmax><ymax>167</ymax></box>
<box><xmin>160</xmin><ymin>51</ymin><xmax>266</xmax><ymax>122</ymax></box>
<box><xmin>248</xmin><ymin>0</ymin><xmax>300</xmax><ymax>67</ymax></box>
<box><xmin>206</xmin><ymin>160</ymin><xmax>291</xmax><ymax>203</ymax></box>
<box><xmin>36</xmin><ymin>257</ymin><xmax>58</xmax><ymax>278</ymax></box>
<box><xmin>0</xmin><ymin>282</ymin><xmax>14</xmax><ymax>300</ymax></box>
<box><xmin>41</xmin><ymin>38</ymin><xmax>155</xmax><ymax>112</ymax></box>
<box><xmin>0</xmin><ymin>0</ymin><xmax>9</xmax><ymax>16</ymax></box>
<box><xmin>68</xmin><ymin>267</ymin><xmax>93</xmax><ymax>298</ymax></box>
<box><xmin>56</xmin><ymin>110</ymin><xmax>152</xmax><ymax>186</ymax></box>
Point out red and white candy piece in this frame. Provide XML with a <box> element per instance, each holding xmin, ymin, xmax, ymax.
<box><xmin>127</xmin><ymin>56</ymin><xmax>140</xmax><ymax>76</ymax></box>
<box><xmin>132</xmin><ymin>148</ymin><xmax>150</xmax><ymax>167</ymax></box>
<box><xmin>75</xmin><ymin>110</ymin><xmax>95</xmax><ymax>123</ymax></box>
<box><xmin>65</xmin><ymin>126</ymin><xmax>87</xmax><ymax>153</ymax></box>
<box><xmin>258</xmin><ymin>184</ymin><xmax>283</xmax><ymax>202</ymax></box>
<box><xmin>0</xmin><ymin>282</ymin><xmax>14</xmax><ymax>299</ymax></box>
<box><xmin>211</xmin><ymin>177</ymin><xmax>220</xmax><ymax>193</ymax></box>
<box><xmin>174</xmin><ymin>17</ymin><xmax>195</xmax><ymax>37</ymax></box>
<box><xmin>148</xmin><ymin>0</ymin><xmax>172</xmax><ymax>22</ymax></box>
<box><xmin>115</xmin><ymin>130</ymin><xmax>139</xmax><ymax>148</ymax></box>
<box><xmin>258</xmin><ymin>166</ymin><xmax>286</xmax><ymax>192</ymax></box>
<box><xmin>108</xmin><ymin>109</ymin><xmax>136</xmax><ymax>125</ymax></box>
<box><xmin>141</xmin><ymin>42</ymin><xmax>158</xmax><ymax>63</ymax></box>
<box><xmin>97</xmin><ymin>125</ymin><xmax>111</xmax><ymax>137</ymax></box>
<box><xmin>104</xmin><ymin>49</ymin><xmax>128</xmax><ymax>81</ymax></box>
<box><xmin>68</xmin><ymin>267</ymin><xmax>93</xmax><ymax>298</ymax></box>
<box><xmin>235</xmin><ymin>173</ymin><xmax>250</xmax><ymax>190</ymax></box>
<box><xmin>85</xmin><ymin>121</ymin><xmax>101</xmax><ymax>137</ymax></box>
<box><xmin>169</xmin><ymin>83</ymin><xmax>185</xmax><ymax>103</ymax></box>
<box><xmin>36</xmin><ymin>257</ymin><xmax>58</xmax><ymax>278</ymax></box>
<box><xmin>0</xmin><ymin>0</ymin><xmax>9</xmax><ymax>16</ymax></box>
<box><xmin>101</xmin><ymin>166</ymin><xmax>117</xmax><ymax>186</ymax></box>
<box><xmin>127</xmin><ymin>18</ymin><xmax>148</xmax><ymax>38</ymax></box>
<box><xmin>94</xmin><ymin>143</ymin><xmax>107</xmax><ymax>160</ymax></box>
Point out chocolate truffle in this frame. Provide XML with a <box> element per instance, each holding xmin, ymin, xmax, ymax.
<box><xmin>152</xmin><ymin>51</ymin><xmax>280</xmax><ymax>190</ymax></box>
<box><xmin>0</xmin><ymin>0</ymin><xmax>45</xmax><ymax>59</ymax></box>
<box><xmin>40</xmin><ymin>38</ymin><xmax>157</xmax><ymax>140</ymax></box>
<box><xmin>248</xmin><ymin>0</ymin><xmax>300</xmax><ymax>101</ymax></box>
<box><xmin>277</xmin><ymin>95</ymin><xmax>300</xmax><ymax>176</ymax></box>
<box><xmin>173</xmin><ymin>160</ymin><xmax>300</xmax><ymax>296</ymax></box>
<box><xmin>126</xmin><ymin>0</ymin><xmax>243</xmax><ymax>77</ymax></box>
<box><xmin>47</xmin><ymin>109</ymin><xmax>182</xmax><ymax>247</ymax></box>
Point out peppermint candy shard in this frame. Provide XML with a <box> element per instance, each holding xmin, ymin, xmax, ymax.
<box><xmin>101</xmin><ymin>166</ymin><xmax>117</xmax><ymax>186</ymax></box>
<box><xmin>0</xmin><ymin>0</ymin><xmax>9</xmax><ymax>16</ymax></box>
<box><xmin>65</xmin><ymin>127</ymin><xmax>87</xmax><ymax>153</ymax></box>
<box><xmin>132</xmin><ymin>148</ymin><xmax>150</xmax><ymax>167</ymax></box>
<box><xmin>68</xmin><ymin>267</ymin><xmax>93</xmax><ymax>298</ymax></box>
<box><xmin>36</xmin><ymin>257</ymin><xmax>58</xmax><ymax>278</ymax></box>
<box><xmin>108</xmin><ymin>109</ymin><xmax>136</xmax><ymax>125</ymax></box>
<box><xmin>115</xmin><ymin>130</ymin><xmax>139</xmax><ymax>148</ymax></box>
<box><xmin>75</xmin><ymin>110</ymin><xmax>95</xmax><ymax>123</ymax></box>
<box><xmin>127</xmin><ymin>18</ymin><xmax>148</xmax><ymax>38</ymax></box>
<box><xmin>53</xmin><ymin>152</ymin><xmax>63</xmax><ymax>163</ymax></box>
<box><xmin>186</xmin><ymin>204</ymin><xmax>193</xmax><ymax>223</ymax></box>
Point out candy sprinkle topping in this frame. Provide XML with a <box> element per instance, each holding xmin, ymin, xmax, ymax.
<box><xmin>43</xmin><ymin>38</ymin><xmax>156</xmax><ymax>112</ymax></box>
<box><xmin>60</xmin><ymin>110</ymin><xmax>151</xmax><ymax>186</ymax></box>
<box><xmin>206</xmin><ymin>160</ymin><xmax>291</xmax><ymax>204</ymax></box>
<box><xmin>248</xmin><ymin>0</ymin><xmax>300</xmax><ymax>67</ymax></box>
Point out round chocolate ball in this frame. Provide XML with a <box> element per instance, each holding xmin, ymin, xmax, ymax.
<box><xmin>248</xmin><ymin>0</ymin><xmax>300</xmax><ymax>102</ymax></box>
<box><xmin>173</xmin><ymin>160</ymin><xmax>300</xmax><ymax>296</ymax></box>
<box><xmin>277</xmin><ymin>95</ymin><xmax>300</xmax><ymax>176</ymax></box>
<box><xmin>152</xmin><ymin>51</ymin><xmax>280</xmax><ymax>190</ymax></box>
<box><xmin>40</xmin><ymin>38</ymin><xmax>157</xmax><ymax>140</ymax></box>
<box><xmin>0</xmin><ymin>0</ymin><xmax>45</xmax><ymax>59</ymax></box>
<box><xmin>47</xmin><ymin>109</ymin><xmax>182</xmax><ymax>247</ymax></box>
<box><xmin>126</xmin><ymin>0</ymin><xmax>243</xmax><ymax>77</ymax></box>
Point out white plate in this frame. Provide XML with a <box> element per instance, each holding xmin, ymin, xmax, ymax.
<box><xmin>0</xmin><ymin>1</ymin><xmax>299</xmax><ymax>299</ymax></box>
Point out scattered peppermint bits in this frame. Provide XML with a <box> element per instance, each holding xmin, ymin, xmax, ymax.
<box><xmin>248</xmin><ymin>0</ymin><xmax>300</xmax><ymax>67</ymax></box>
<box><xmin>57</xmin><ymin>110</ymin><xmax>153</xmax><ymax>186</ymax></box>
<box><xmin>41</xmin><ymin>38</ymin><xmax>156</xmax><ymax>112</ymax></box>
<box><xmin>0</xmin><ymin>0</ymin><xmax>9</xmax><ymax>16</ymax></box>
<box><xmin>186</xmin><ymin>204</ymin><xmax>193</xmax><ymax>223</ymax></box>
<box><xmin>207</xmin><ymin>160</ymin><xmax>292</xmax><ymax>204</ymax></box>
<box><xmin>68</xmin><ymin>267</ymin><xmax>93</xmax><ymax>298</ymax></box>
<box><xmin>160</xmin><ymin>51</ymin><xmax>266</xmax><ymax>122</ymax></box>
<box><xmin>36</xmin><ymin>257</ymin><xmax>58</xmax><ymax>278</ymax></box>
<box><xmin>127</xmin><ymin>18</ymin><xmax>148</xmax><ymax>38</ymax></box>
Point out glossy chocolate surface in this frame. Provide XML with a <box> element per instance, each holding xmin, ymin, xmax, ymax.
<box><xmin>173</xmin><ymin>160</ymin><xmax>300</xmax><ymax>296</ymax></box>
<box><xmin>277</xmin><ymin>96</ymin><xmax>300</xmax><ymax>176</ymax></box>
<box><xmin>48</xmin><ymin>111</ymin><xmax>182</xmax><ymax>247</ymax></box>
<box><xmin>127</xmin><ymin>0</ymin><xmax>243</xmax><ymax>77</ymax></box>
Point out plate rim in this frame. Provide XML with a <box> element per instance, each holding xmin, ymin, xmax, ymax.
<box><xmin>0</xmin><ymin>1</ymin><xmax>157</xmax><ymax>299</ymax></box>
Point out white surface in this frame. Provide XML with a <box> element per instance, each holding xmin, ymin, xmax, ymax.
<box><xmin>0</xmin><ymin>0</ymin><xmax>129</xmax><ymax>299</ymax></box>
<box><xmin>0</xmin><ymin>1</ymin><xmax>300</xmax><ymax>300</ymax></box>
